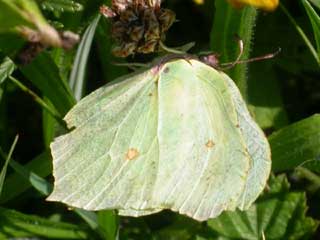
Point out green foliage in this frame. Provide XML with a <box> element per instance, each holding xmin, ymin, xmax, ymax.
<box><xmin>0</xmin><ymin>57</ymin><xmax>15</xmax><ymax>84</ymax></box>
<box><xmin>41</xmin><ymin>0</ymin><xmax>84</xmax><ymax>12</ymax></box>
<box><xmin>269</xmin><ymin>114</ymin><xmax>320</xmax><ymax>172</ymax></box>
<box><xmin>0</xmin><ymin>207</ymin><xmax>90</xmax><ymax>238</ymax></box>
<box><xmin>207</xmin><ymin>175</ymin><xmax>319</xmax><ymax>240</ymax></box>
<box><xmin>210</xmin><ymin>0</ymin><xmax>257</xmax><ymax>98</ymax></box>
<box><xmin>0</xmin><ymin>0</ymin><xmax>319</xmax><ymax>239</ymax></box>
<box><xmin>20</xmin><ymin>53</ymin><xmax>76</xmax><ymax>115</ymax></box>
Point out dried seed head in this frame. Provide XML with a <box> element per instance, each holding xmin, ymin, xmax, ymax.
<box><xmin>101</xmin><ymin>0</ymin><xmax>175</xmax><ymax>57</ymax></box>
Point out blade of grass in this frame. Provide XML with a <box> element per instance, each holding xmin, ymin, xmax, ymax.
<box><xmin>42</xmin><ymin>97</ymin><xmax>57</xmax><ymax>148</ymax></box>
<box><xmin>9</xmin><ymin>159</ymin><xmax>53</xmax><ymax>195</ymax></box>
<box><xmin>280</xmin><ymin>2</ymin><xmax>320</xmax><ymax>66</ymax></box>
<box><xmin>69</xmin><ymin>15</ymin><xmax>100</xmax><ymax>101</ymax></box>
<box><xmin>309</xmin><ymin>0</ymin><xmax>320</xmax><ymax>10</ymax></box>
<box><xmin>0</xmin><ymin>150</ymin><xmax>51</xmax><ymax>203</ymax></box>
<box><xmin>0</xmin><ymin>135</ymin><xmax>18</xmax><ymax>197</ymax></box>
<box><xmin>302</xmin><ymin>0</ymin><xmax>320</xmax><ymax>58</ymax></box>
<box><xmin>20</xmin><ymin>52</ymin><xmax>76</xmax><ymax>115</ymax></box>
<box><xmin>8</xmin><ymin>76</ymin><xmax>66</xmax><ymax>129</ymax></box>
<box><xmin>0</xmin><ymin>147</ymin><xmax>105</xmax><ymax>237</ymax></box>
<box><xmin>0</xmin><ymin>207</ymin><xmax>90</xmax><ymax>239</ymax></box>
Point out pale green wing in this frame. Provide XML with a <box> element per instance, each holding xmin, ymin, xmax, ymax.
<box><xmin>223</xmin><ymin>74</ymin><xmax>271</xmax><ymax>209</ymax></box>
<box><xmin>194</xmin><ymin>61</ymin><xmax>271</xmax><ymax>210</ymax></box>
<box><xmin>48</xmin><ymin>58</ymin><xmax>270</xmax><ymax>221</ymax></box>
<box><xmin>149</xmin><ymin>59</ymin><xmax>251</xmax><ymax>220</ymax></box>
<box><xmin>47</xmin><ymin>68</ymin><xmax>162</xmax><ymax>213</ymax></box>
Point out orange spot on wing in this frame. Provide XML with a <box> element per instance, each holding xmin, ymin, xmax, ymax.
<box><xmin>126</xmin><ymin>148</ymin><xmax>139</xmax><ymax>160</ymax></box>
<box><xmin>206</xmin><ymin>140</ymin><xmax>215</xmax><ymax>148</ymax></box>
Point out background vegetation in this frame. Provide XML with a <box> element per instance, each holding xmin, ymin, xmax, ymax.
<box><xmin>0</xmin><ymin>0</ymin><xmax>320</xmax><ymax>239</ymax></box>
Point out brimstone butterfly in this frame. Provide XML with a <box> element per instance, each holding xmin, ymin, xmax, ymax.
<box><xmin>47</xmin><ymin>56</ymin><xmax>271</xmax><ymax>221</ymax></box>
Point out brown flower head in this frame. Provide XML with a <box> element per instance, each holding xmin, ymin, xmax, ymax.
<box><xmin>100</xmin><ymin>0</ymin><xmax>175</xmax><ymax>57</ymax></box>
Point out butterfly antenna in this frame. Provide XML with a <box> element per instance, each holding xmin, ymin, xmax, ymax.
<box><xmin>234</xmin><ymin>47</ymin><xmax>281</xmax><ymax>64</ymax></box>
<box><xmin>221</xmin><ymin>46</ymin><xmax>281</xmax><ymax>69</ymax></box>
<box><xmin>220</xmin><ymin>36</ymin><xmax>244</xmax><ymax>70</ymax></box>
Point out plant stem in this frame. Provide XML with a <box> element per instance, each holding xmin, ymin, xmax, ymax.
<box><xmin>9</xmin><ymin>76</ymin><xmax>67</xmax><ymax>129</ymax></box>
<box><xmin>280</xmin><ymin>3</ymin><xmax>320</xmax><ymax>66</ymax></box>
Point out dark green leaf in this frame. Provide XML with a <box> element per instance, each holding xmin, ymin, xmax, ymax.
<box><xmin>20</xmin><ymin>52</ymin><xmax>76</xmax><ymax>115</ymax></box>
<box><xmin>269</xmin><ymin>114</ymin><xmax>320</xmax><ymax>172</ymax></box>
<box><xmin>0</xmin><ymin>207</ymin><xmax>90</xmax><ymax>238</ymax></box>
<box><xmin>247</xmin><ymin>61</ymin><xmax>288</xmax><ymax>130</ymax></box>
<box><xmin>98</xmin><ymin>210</ymin><xmax>119</xmax><ymax>240</ymax></box>
<box><xmin>0</xmin><ymin>151</ymin><xmax>51</xmax><ymax>203</ymax></box>
<box><xmin>9</xmin><ymin>158</ymin><xmax>53</xmax><ymax>195</ymax></box>
<box><xmin>208</xmin><ymin>175</ymin><xmax>319</xmax><ymax>240</ymax></box>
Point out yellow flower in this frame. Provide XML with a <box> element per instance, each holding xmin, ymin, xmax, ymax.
<box><xmin>228</xmin><ymin>0</ymin><xmax>278</xmax><ymax>11</ymax></box>
<box><xmin>193</xmin><ymin>0</ymin><xmax>205</xmax><ymax>5</ymax></box>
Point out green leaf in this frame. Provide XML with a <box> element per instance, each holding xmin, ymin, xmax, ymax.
<box><xmin>74</xmin><ymin>208</ymin><xmax>99</xmax><ymax>231</ymax></box>
<box><xmin>0</xmin><ymin>144</ymin><xmax>52</xmax><ymax>196</ymax></box>
<box><xmin>41</xmin><ymin>0</ymin><xmax>83</xmax><ymax>12</ymax></box>
<box><xmin>0</xmin><ymin>146</ymin><xmax>101</xmax><ymax>235</ymax></box>
<box><xmin>69</xmin><ymin>15</ymin><xmax>100</xmax><ymax>101</ymax></box>
<box><xmin>0</xmin><ymin>150</ymin><xmax>51</xmax><ymax>203</ymax></box>
<box><xmin>207</xmin><ymin>175</ymin><xmax>319</xmax><ymax>240</ymax></box>
<box><xmin>9</xmin><ymin>158</ymin><xmax>53</xmax><ymax>195</ymax></box>
<box><xmin>302</xmin><ymin>0</ymin><xmax>320</xmax><ymax>58</ymax></box>
<box><xmin>269</xmin><ymin>114</ymin><xmax>320</xmax><ymax>172</ymax></box>
<box><xmin>244</xmin><ymin>10</ymin><xmax>289</xmax><ymax>130</ymax></box>
<box><xmin>20</xmin><ymin>52</ymin><xmax>76</xmax><ymax>115</ymax></box>
<box><xmin>0</xmin><ymin>57</ymin><xmax>15</xmax><ymax>84</ymax></box>
<box><xmin>210</xmin><ymin>0</ymin><xmax>257</xmax><ymax>98</ymax></box>
<box><xmin>48</xmin><ymin>58</ymin><xmax>271</xmax><ymax>221</ymax></box>
<box><xmin>0</xmin><ymin>207</ymin><xmax>90</xmax><ymax>239</ymax></box>
<box><xmin>0</xmin><ymin>135</ymin><xmax>18</xmax><ymax>197</ymax></box>
<box><xmin>98</xmin><ymin>210</ymin><xmax>119</xmax><ymax>240</ymax></box>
